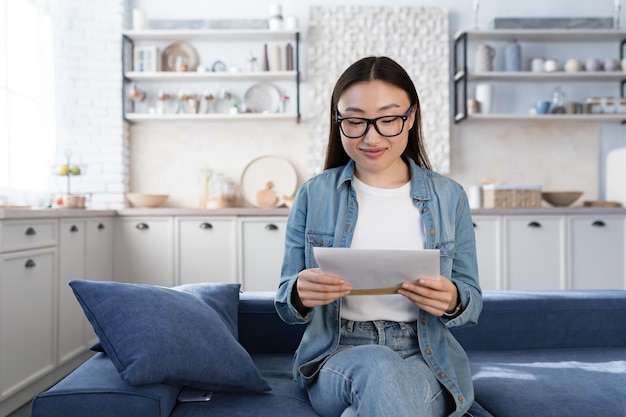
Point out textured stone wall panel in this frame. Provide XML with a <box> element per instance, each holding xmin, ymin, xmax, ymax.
<box><xmin>307</xmin><ymin>6</ymin><xmax>450</xmax><ymax>174</ymax></box>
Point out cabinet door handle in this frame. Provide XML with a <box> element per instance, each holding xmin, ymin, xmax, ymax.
<box><xmin>70</xmin><ymin>225</ymin><xmax>79</xmax><ymax>233</ymax></box>
<box><xmin>265</xmin><ymin>223</ymin><xmax>279</xmax><ymax>231</ymax></box>
<box><xmin>25</xmin><ymin>227</ymin><xmax>36</xmax><ymax>236</ymax></box>
<box><xmin>592</xmin><ymin>220</ymin><xmax>606</xmax><ymax>227</ymax></box>
<box><xmin>136</xmin><ymin>223</ymin><xmax>149</xmax><ymax>230</ymax></box>
<box><xmin>98</xmin><ymin>223</ymin><xmax>106</xmax><ymax>230</ymax></box>
<box><xmin>527</xmin><ymin>221</ymin><xmax>542</xmax><ymax>228</ymax></box>
<box><xmin>472</xmin><ymin>222</ymin><xmax>477</xmax><ymax>228</ymax></box>
<box><xmin>24</xmin><ymin>259</ymin><xmax>36</xmax><ymax>268</ymax></box>
<box><xmin>199</xmin><ymin>222</ymin><xmax>213</xmax><ymax>230</ymax></box>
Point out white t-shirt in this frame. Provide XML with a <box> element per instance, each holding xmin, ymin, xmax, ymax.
<box><xmin>341</xmin><ymin>177</ymin><xmax>426</xmax><ymax>322</ymax></box>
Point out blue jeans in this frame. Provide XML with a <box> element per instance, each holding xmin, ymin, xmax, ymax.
<box><xmin>306</xmin><ymin>320</ymin><xmax>451</xmax><ymax>417</ymax></box>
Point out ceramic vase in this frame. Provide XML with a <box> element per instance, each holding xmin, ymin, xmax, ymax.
<box><xmin>504</xmin><ymin>40</ymin><xmax>521</xmax><ymax>71</ymax></box>
<box><xmin>475</xmin><ymin>43</ymin><xmax>496</xmax><ymax>72</ymax></box>
<box><xmin>475</xmin><ymin>83</ymin><xmax>494</xmax><ymax>114</ymax></box>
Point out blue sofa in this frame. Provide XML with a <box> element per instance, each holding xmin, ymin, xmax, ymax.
<box><xmin>32</xmin><ymin>289</ymin><xmax>626</xmax><ymax>417</ymax></box>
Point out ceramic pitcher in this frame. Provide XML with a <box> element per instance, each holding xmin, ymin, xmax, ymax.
<box><xmin>475</xmin><ymin>43</ymin><xmax>496</xmax><ymax>72</ymax></box>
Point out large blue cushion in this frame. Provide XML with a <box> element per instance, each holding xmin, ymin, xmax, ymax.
<box><xmin>469</xmin><ymin>347</ymin><xmax>626</xmax><ymax>417</ymax></box>
<box><xmin>32</xmin><ymin>353</ymin><xmax>180</xmax><ymax>417</ymax></box>
<box><xmin>69</xmin><ymin>280</ymin><xmax>270</xmax><ymax>392</ymax></box>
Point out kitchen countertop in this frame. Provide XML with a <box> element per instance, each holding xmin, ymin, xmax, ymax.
<box><xmin>470</xmin><ymin>207</ymin><xmax>626</xmax><ymax>215</ymax></box>
<box><xmin>0</xmin><ymin>207</ymin><xmax>290</xmax><ymax>219</ymax></box>
<box><xmin>0</xmin><ymin>208</ymin><xmax>118</xmax><ymax>219</ymax></box>
<box><xmin>2</xmin><ymin>206</ymin><xmax>626</xmax><ymax>220</ymax></box>
<box><xmin>114</xmin><ymin>207</ymin><xmax>291</xmax><ymax>217</ymax></box>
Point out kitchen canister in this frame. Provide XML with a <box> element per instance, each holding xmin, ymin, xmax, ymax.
<box><xmin>475</xmin><ymin>43</ymin><xmax>496</xmax><ymax>72</ymax></box>
<box><xmin>475</xmin><ymin>83</ymin><xmax>494</xmax><ymax>114</ymax></box>
<box><xmin>468</xmin><ymin>185</ymin><xmax>483</xmax><ymax>209</ymax></box>
<box><xmin>530</xmin><ymin>57</ymin><xmax>545</xmax><ymax>72</ymax></box>
<box><xmin>585</xmin><ymin>58</ymin><xmax>602</xmax><ymax>71</ymax></box>
<box><xmin>543</xmin><ymin>59</ymin><xmax>558</xmax><ymax>72</ymax></box>
<box><xmin>268</xmin><ymin>3</ymin><xmax>283</xmax><ymax>30</ymax></box>
<box><xmin>604</xmin><ymin>58</ymin><xmax>620</xmax><ymax>71</ymax></box>
<box><xmin>564</xmin><ymin>59</ymin><xmax>583</xmax><ymax>72</ymax></box>
<box><xmin>504</xmin><ymin>40</ymin><xmax>521</xmax><ymax>71</ymax></box>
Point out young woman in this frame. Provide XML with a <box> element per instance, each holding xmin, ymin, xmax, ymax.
<box><xmin>275</xmin><ymin>56</ymin><xmax>482</xmax><ymax>417</ymax></box>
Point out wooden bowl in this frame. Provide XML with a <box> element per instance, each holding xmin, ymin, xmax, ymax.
<box><xmin>126</xmin><ymin>193</ymin><xmax>169</xmax><ymax>208</ymax></box>
<box><xmin>542</xmin><ymin>191</ymin><xmax>583</xmax><ymax>207</ymax></box>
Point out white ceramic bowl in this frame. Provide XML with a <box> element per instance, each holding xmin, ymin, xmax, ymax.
<box><xmin>126</xmin><ymin>193</ymin><xmax>169</xmax><ymax>208</ymax></box>
<box><xmin>542</xmin><ymin>191</ymin><xmax>583</xmax><ymax>207</ymax></box>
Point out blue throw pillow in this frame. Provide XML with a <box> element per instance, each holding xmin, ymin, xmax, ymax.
<box><xmin>70</xmin><ymin>280</ymin><xmax>270</xmax><ymax>392</ymax></box>
<box><xmin>90</xmin><ymin>282</ymin><xmax>241</xmax><ymax>352</ymax></box>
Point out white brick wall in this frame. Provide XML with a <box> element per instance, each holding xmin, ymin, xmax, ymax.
<box><xmin>50</xmin><ymin>0</ymin><xmax>128</xmax><ymax>208</ymax></box>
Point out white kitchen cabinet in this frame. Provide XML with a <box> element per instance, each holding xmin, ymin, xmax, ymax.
<box><xmin>85</xmin><ymin>218</ymin><xmax>114</xmax><ymax>282</ymax></box>
<box><xmin>114</xmin><ymin>217</ymin><xmax>174</xmax><ymax>287</ymax></box>
<box><xmin>472</xmin><ymin>215</ymin><xmax>501</xmax><ymax>290</ymax></box>
<box><xmin>238</xmin><ymin>217</ymin><xmax>287</xmax><ymax>291</ymax></box>
<box><xmin>503</xmin><ymin>215</ymin><xmax>566</xmax><ymax>290</ymax></box>
<box><xmin>83</xmin><ymin>218</ymin><xmax>114</xmax><ymax>346</ymax></box>
<box><xmin>0</xmin><ymin>249</ymin><xmax>57</xmax><ymax>400</ymax></box>
<box><xmin>0</xmin><ymin>219</ymin><xmax>57</xmax><ymax>402</ymax></box>
<box><xmin>568</xmin><ymin>215</ymin><xmax>625</xmax><ymax>289</ymax></box>
<box><xmin>175</xmin><ymin>216</ymin><xmax>237</xmax><ymax>285</ymax></box>
<box><xmin>58</xmin><ymin>218</ymin><xmax>88</xmax><ymax>364</ymax></box>
<box><xmin>58</xmin><ymin>217</ymin><xmax>115</xmax><ymax>363</ymax></box>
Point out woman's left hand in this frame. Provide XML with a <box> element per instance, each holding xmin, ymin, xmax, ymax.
<box><xmin>398</xmin><ymin>276</ymin><xmax>459</xmax><ymax>317</ymax></box>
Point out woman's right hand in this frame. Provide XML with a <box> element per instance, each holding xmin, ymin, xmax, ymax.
<box><xmin>294</xmin><ymin>268</ymin><xmax>352</xmax><ymax>309</ymax></box>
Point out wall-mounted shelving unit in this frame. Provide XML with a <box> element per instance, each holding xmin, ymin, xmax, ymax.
<box><xmin>453</xmin><ymin>29</ymin><xmax>626</xmax><ymax>124</ymax></box>
<box><xmin>122</xmin><ymin>29</ymin><xmax>300</xmax><ymax>123</ymax></box>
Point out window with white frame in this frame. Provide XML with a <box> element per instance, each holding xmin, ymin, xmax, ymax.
<box><xmin>0</xmin><ymin>0</ymin><xmax>56</xmax><ymax>195</ymax></box>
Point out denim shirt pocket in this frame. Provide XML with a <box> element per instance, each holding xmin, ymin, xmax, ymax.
<box><xmin>436</xmin><ymin>240</ymin><xmax>455</xmax><ymax>278</ymax></box>
<box><xmin>305</xmin><ymin>231</ymin><xmax>334</xmax><ymax>269</ymax></box>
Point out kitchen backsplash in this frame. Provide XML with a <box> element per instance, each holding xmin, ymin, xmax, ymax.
<box><xmin>129</xmin><ymin>119</ymin><xmax>600</xmax><ymax>208</ymax></box>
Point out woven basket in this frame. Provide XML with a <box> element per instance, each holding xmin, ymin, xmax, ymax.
<box><xmin>482</xmin><ymin>186</ymin><xmax>542</xmax><ymax>208</ymax></box>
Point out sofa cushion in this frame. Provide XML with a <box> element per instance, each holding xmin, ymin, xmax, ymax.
<box><xmin>69</xmin><ymin>280</ymin><xmax>270</xmax><ymax>392</ymax></box>
<box><xmin>452</xmin><ymin>290</ymin><xmax>626</xmax><ymax>350</ymax></box>
<box><xmin>238</xmin><ymin>292</ymin><xmax>306</xmax><ymax>354</ymax></box>
<box><xmin>31</xmin><ymin>353</ymin><xmax>180</xmax><ymax>417</ymax></box>
<box><xmin>90</xmin><ymin>282</ymin><xmax>241</xmax><ymax>352</ymax></box>
<box><xmin>170</xmin><ymin>353</ymin><xmax>319</xmax><ymax>417</ymax></box>
<box><xmin>469</xmin><ymin>347</ymin><xmax>626</xmax><ymax>417</ymax></box>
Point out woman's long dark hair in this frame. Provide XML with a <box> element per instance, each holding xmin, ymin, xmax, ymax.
<box><xmin>323</xmin><ymin>56</ymin><xmax>432</xmax><ymax>171</ymax></box>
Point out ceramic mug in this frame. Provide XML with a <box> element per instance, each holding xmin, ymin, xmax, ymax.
<box><xmin>535</xmin><ymin>100</ymin><xmax>551</xmax><ymax>115</ymax></box>
<box><xmin>467</xmin><ymin>99</ymin><xmax>481</xmax><ymax>114</ymax></box>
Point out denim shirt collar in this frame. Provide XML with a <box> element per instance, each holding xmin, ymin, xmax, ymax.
<box><xmin>337</xmin><ymin>158</ymin><xmax>432</xmax><ymax>201</ymax></box>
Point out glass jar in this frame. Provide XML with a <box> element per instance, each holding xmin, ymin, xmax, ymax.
<box><xmin>207</xmin><ymin>173</ymin><xmax>237</xmax><ymax>209</ymax></box>
<box><xmin>199</xmin><ymin>169</ymin><xmax>212</xmax><ymax>208</ymax></box>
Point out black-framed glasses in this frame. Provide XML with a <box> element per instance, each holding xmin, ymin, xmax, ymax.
<box><xmin>335</xmin><ymin>107</ymin><xmax>413</xmax><ymax>139</ymax></box>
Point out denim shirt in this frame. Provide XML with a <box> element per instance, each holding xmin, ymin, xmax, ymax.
<box><xmin>275</xmin><ymin>159</ymin><xmax>482</xmax><ymax>417</ymax></box>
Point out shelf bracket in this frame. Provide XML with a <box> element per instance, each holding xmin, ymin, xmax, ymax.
<box><xmin>453</xmin><ymin>32</ymin><xmax>469</xmax><ymax>123</ymax></box>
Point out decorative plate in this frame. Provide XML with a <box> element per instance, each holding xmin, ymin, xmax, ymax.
<box><xmin>161</xmin><ymin>42</ymin><xmax>199</xmax><ymax>71</ymax></box>
<box><xmin>243</xmin><ymin>83</ymin><xmax>281</xmax><ymax>113</ymax></box>
<box><xmin>240</xmin><ymin>156</ymin><xmax>298</xmax><ymax>208</ymax></box>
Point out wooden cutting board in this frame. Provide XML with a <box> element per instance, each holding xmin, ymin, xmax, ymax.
<box><xmin>606</xmin><ymin>147</ymin><xmax>626</xmax><ymax>206</ymax></box>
